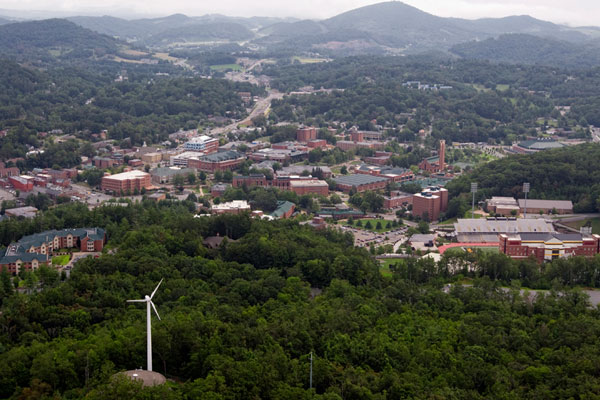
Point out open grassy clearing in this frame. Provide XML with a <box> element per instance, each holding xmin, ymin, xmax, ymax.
<box><xmin>210</xmin><ymin>64</ymin><xmax>243</xmax><ymax>71</ymax></box>
<box><xmin>345</xmin><ymin>218</ymin><xmax>398</xmax><ymax>233</ymax></box>
<box><xmin>52</xmin><ymin>255</ymin><xmax>70</xmax><ymax>266</ymax></box>
<box><xmin>293</xmin><ymin>56</ymin><xmax>329</xmax><ymax>64</ymax></box>
<box><xmin>564</xmin><ymin>217</ymin><xmax>600</xmax><ymax>234</ymax></box>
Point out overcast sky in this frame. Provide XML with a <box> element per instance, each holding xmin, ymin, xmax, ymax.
<box><xmin>0</xmin><ymin>0</ymin><xmax>598</xmax><ymax>27</ymax></box>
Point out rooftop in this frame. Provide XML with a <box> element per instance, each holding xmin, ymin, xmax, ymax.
<box><xmin>212</xmin><ymin>200</ymin><xmax>250</xmax><ymax>211</ymax></box>
<box><xmin>290</xmin><ymin>180</ymin><xmax>328</xmax><ymax>187</ymax></box>
<box><xmin>150</xmin><ymin>167</ymin><xmax>195</xmax><ymax>177</ymax></box>
<box><xmin>518</xmin><ymin>139</ymin><xmax>564</xmax><ymax>150</ymax></box>
<box><xmin>104</xmin><ymin>170</ymin><xmax>149</xmax><ymax>181</ymax></box>
<box><xmin>200</xmin><ymin>151</ymin><xmax>244</xmax><ymax>163</ymax></box>
<box><xmin>517</xmin><ymin>199</ymin><xmax>573</xmax><ymax>210</ymax></box>
<box><xmin>454</xmin><ymin>218</ymin><xmax>555</xmax><ymax>234</ymax></box>
<box><xmin>334</xmin><ymin>174</ymin><xmax>388</xmax><ymax>186</ymax></box>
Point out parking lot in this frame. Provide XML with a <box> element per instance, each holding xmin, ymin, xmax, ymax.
<box><xmin>340</xmin><ymin>224</ymin><xmax>409</xmax><ymax>249</ymax></box>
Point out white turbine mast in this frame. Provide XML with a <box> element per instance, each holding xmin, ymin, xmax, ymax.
<box><xmin>126</xmin><ymin>279</ymin><xmax>163</xmax><ymax>372</ymax></box>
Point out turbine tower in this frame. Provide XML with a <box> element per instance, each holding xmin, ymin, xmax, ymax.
<box><xmin>127</xmin><ymin>279</ymin><xmax>163</xmax><ymax>372</ymax></box>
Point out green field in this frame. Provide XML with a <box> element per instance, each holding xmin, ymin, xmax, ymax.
<box><xmin>210</xmin><ymin>64</ymin><xmax>243</xmax><ymax>72</ymax></box>
<box><xmin>469</xmin><ymin>83</ymin><xmax>491</xmax><ymax>92</ymax></box>
<box><xmin>292</xmin><ymin>56</ymin><xmax>329</xmax><ymax>64</ymax></box>
<box><xmin>52</xmin><ymin>255</ymin><xmax>70</xmax><ymax>266</ymax></box>
<box><xmin>346</xmin><ymin>218</ymin><xmax>397</xmax><ymax>233</ymax></box>
<box><xmin>496</xmin><ymin>84</ymin><xmax>510</xmax><ymax>91</ymax></box>
<box><xmin>564</xmin><ymin>217</ymin><xmax>600</xmax><ymax>234</ymax></box>
<box><xmin>379</xmin><ymin>259</ymin><xmax>402</xmax><ymax>277</ymax></box>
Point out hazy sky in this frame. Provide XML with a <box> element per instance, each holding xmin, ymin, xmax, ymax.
<box><xmin>0</xmin><ymin>0</ymin><xmax>598</xmax><ymax>26</ymax></box>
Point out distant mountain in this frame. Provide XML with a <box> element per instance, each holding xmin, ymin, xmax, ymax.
<box><xmin>0</xmin><ymin>19</ymin><xmax>121</xmax><ymax>64</ymax></box>
<box><xmin>69</xmin><ymin>14</ymin><xmax>292</xmax><ymax>46</ymax></box>
<box><xmin>450</xmin><ymin>34</ymin><xmax>600</xmax><ymax>69</ymax></box>
<box><xmin>257</xmin><ymin>1</ymin><xmax>598</xmax><ymax>57</ymax></box>
<box><xmin>143</xmin><ymin>22</ymin><xmax>254</xmax><ymax>46</ymax></box>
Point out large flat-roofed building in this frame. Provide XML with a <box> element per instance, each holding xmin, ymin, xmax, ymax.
<box><xmin>189</xmin><ymin>151</ymin><xmax>245</xmax><ymax>172</ymax></box>
<box><xmin>499</xmin><ymin>232</ymin><xmax>600</xmax><ymax>262</ymax></box>
<box><xmin>184</xmin><ymin>135</ymin><xmax>219</xmax><ymax>153</ymax></box>
<box><xmin>101</xmin><ymin>170</ymin><xmax>151</xmax><ymax>193</ymax></box>
<box><xmin>150</xmin><ymin>167</ymin><xmax>196</xmax><ymax>184</ymax></box>
<box><xmin>170</xmin><ymin>151</ymin><xmax>202</xmax><ymax>167</ymax></box>
<box><xmin>512</xmin><ymin>139</ymin><xmax>564</xmax><ymax>154</ymax></box>
<box><xmin>518</xmin><ymin>199</ymin><xmax>573</xmax><ymax>215</ymax></box>
<box><xmin>279</xmin><ymin>165</ymin><xmax>332</xmax><ymax>179</ymax></box>
<box><xmin>8</xmin><ymin>176</ymin><xmax>34</xmax><ymax>192</ymax></box>
<box><xmin>248</xmin><ymin>148</ymin><xmax>308</xmax><ymax>163</ymax></box>
<box><xmin>289</xmin><ymin>180</ymin><xmax>329</xmax><ymax>196</ymax></box>
<box><xmin>334</xmin><ymin>174</ymin><xmax>388</xmax><ymax>193</ymax></box>
<box><xmin>454</xmin><ymin>218</ymin><xmax>555</xmax><ymax>243</ymax></box>
<box><xmin>487</xmin><ymin>197</ymin><xmax>520</xmax><ymax>216</ymax></box>
<box><xmin>336</xmin><ymin>141</ymin><xmax>384</xmax><ymax>152</ymax></box>
<box><xmin>383</xmin><ymin>191</ymin><xmax>413</xmax><ymax>210</ymax></box>
<box><xmin>356</xmin><ymin>164</ymin><xmax>415</xmax><ymax>183</ymax></box>
<box><xmin>212</xmin><ymin>200</ymin><xmax>251</xmax><ymax>215</ymax></box>
<box><xmin>412</xmin><ymin>186</ymin><xmax>448</xmax><ymax>221</ymax></box>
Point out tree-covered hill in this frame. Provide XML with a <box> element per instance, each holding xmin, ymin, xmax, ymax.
<box><xmin>451</xmin><ymin>34</ymin><xmax>600</xmax><ymax>69</ymax></box>
<box><xmin>143</xmin><ymin>22</ymin><xmax>254</xmax><ymax>46</ymax></box>
<box><xmin>0</xmin><ymin>19</ymin><xmax>121</xmax><ymax>65</ymax></box>
<box><xmin>446</xmin><ymin>143</ymin><xmax>600</xmax><ymax>212</ymax></box>
<box><xmin>0</xmin><ymin>60</ymin><xmax>264</xmax><ymax>150</ymax></box>
<box><xmin>1</xmin><ymin>202</ymin><xmax>600</xmax><ymax>398</ymax></box>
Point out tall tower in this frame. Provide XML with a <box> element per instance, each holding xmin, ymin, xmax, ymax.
<box><xmin>438</xmin><ymin>140</ymin><xmax>446</xmax><ymax>172</ymax></box>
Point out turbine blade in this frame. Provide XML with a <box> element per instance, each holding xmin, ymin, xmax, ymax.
<box><xmin>126</xmin><ymin>299</ymin><xmax>146</xmax><ymax>303</ymax></box>
<box><xmin>150</xmin><ymin>301</ymin><xmax>161</xmax><ymax>320</ymax></box>
<box><xmin>150</xmin><ymin>278</ymin><xmax>163</xmax><ymax>300</ymax></box>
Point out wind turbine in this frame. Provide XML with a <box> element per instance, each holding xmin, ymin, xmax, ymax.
<box><xmin>127</xmin><ymin>279</ymin><xmax>163</xmax><ymax>372</ymax></box>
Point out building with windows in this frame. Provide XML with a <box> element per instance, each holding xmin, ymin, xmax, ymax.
<box><xmin>297</xmin><ymin>127</ymin><xmax>318</xmax><ymax>142</ymax></box>
<box><xmin>419</xmin><ymin>140</ymin><xmax>446</xmax><ymax>173</ymax></box>
<box><xmin>518</xmin><ymin>199</ymin><xmax>573</xmax><ymax>215</ymax></box>
<box><xmin>150</xmin><ymin>167</ymin><xmax>196</xmax><ymax>184</ymax></box>
<box><xmin>183</xmin><ymin>135</ymin><xmax>219</xmax><ymax>153</ymax></box>
<box><xmin>188</xmin><ymin>151</ymin><xmax>245</xmax><ymax>172</ymax></box>
<box><xmin>412</xmin><ymin>186</ymin><xmax>448</xmax><ymax>221</ymax></box>
<box><xmin>0</xmin><ymin>228</ymin><xmax>106</xmax><ymax>274</ymax></box>
<box><xmin>499</xmin><ymin>232</ymin><xmax>600</xmax><ymax>262</ymax></box>
<box><xmin>211</xmin><ymin>200</ymin><xmax>251</xmax><ymax>215</ymax></box>
<box><xmin>101</xmin><ymin>170</ymin><xmax>152</xmax><ymax>193</ymax></box>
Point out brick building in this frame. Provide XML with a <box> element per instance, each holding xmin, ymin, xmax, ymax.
<box><xmin>412</xmin><ymin>186</ymin><xmax>448</xmax><ymax>221</ymax></box>
<box><xmin>499</xmin><ymin>232</ymin><xmax>600</xmax><ymax>262</ymax></box>
<box><xmin>383</xmin><ymin>191</ymin><xmax>413</xmax><ymax>210</ymax></box>
<box><xmin>336</xmin><ymin>141</ymin><xmax>385</xmax><ymax>152</ymax></box>
<box><xmin>101</xmin><ymin>170</ymin><xmax>152</xmax><ymax>193</ymax></box>
<box><xmin>289</xmin><ymin>180</ymin><xmax>329</xmax><ymax>196</ymax></box>
<box><xmin>419</xmin><ymin>140</ymin><xmax>446</xmax><ymax>173</ymax></box>
<box><xmin>0</xmin><ymin>228</ymin><xmax>106</xmax><ymax>274</ymax></box>
<box><xmin>297</xmin><ymin>127</ymin><xmax>318</xmax><ymax>142</ymax></box>
<box><xmin>334</xmin><ymin>174</ymin><xmax>388</xmax><ymax>193</ymax></box>
<box><xmin>189</xmin><ymin>151</ymin><xmax>245</xmax><ymax>172</ymax></box>
<box><xmin>8</xmin><ymin>176</ymin><xmax>33</xmax><ymax>192</ymax></box>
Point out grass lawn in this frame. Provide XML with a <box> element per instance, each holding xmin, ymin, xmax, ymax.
<box><xmin>445</xmin><ymin>246</ymin><xmax>499</xmax><ymax>256</ymax></box>
<box><xmin>379</xmin><ymin>259</ymin><xmax>402</xmax><ymax>277</ymax></box>
<box><xmin>564</xmin><ymin>217</ymin><xmax>600</xmax><ymax>234</ymax></box>
<box><xmin>346</xmin><ymin>218</ymin><xmax>397</xmax><ymax>233</ymax></box>
<box><xmin>469</xmin><ymin>83</ymin><xmax>491</xmax><ymax>92</ymax></box>
<box><xmin>496</xmin><ymin>84</ymin><xmax>510</xmax><ymax>91</ymax></box>
<box><xmin>292</xmin><ymin>56</ymin><xmax>328</xmax><ymax>64</ymax></box>
<box><xmin>438</xmin><ymin>217</ymin><xmax>458</xmax><ymax>225</ymax></box>
<box><xmin>210</xmin><ymin>64</ymin><xmax>243</xmax><ymax>72</ymax></box>
<box><xmin>52</xmin><ymin>255</ymin><xmax>70</xmax><ymax>266</ymax></box>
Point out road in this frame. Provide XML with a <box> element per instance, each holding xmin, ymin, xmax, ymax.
<box><xmin>207</xmin><ymin>89</ymin><xmax>284</xmax><ymax>137</ymax></box>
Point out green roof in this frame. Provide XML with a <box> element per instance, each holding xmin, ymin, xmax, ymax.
<box><xmin>270</xmin><ymin>201</ymin><xmax>295</xmax><ymax>218</ymax></box>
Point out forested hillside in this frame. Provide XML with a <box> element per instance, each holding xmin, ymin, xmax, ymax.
<box><xmin>1</xmin><ymin>202</ymin><xmax>600</xmax><ymax>398</ymax></box>
<box><xmin>451</xmin><ymin>34</ymin><xmax>600</xmax><ymax>69</ymax></box>
<box><xmin>447</xmin><ymin>143</ymin><xmax>600</xmax><ymax>212</ymax></box>
<box><xmin>0</xmin><ymin>60</ymin><xmax>264</xmax><ymax>148</ymax></box>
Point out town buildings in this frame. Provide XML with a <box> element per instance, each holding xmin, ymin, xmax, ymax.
<box><xmin>150</xmin><ymin>167</ymin><xmax>196</xmax><ymax>185</ymax></box>
<box><xmin>211</xmin><ymin>200</ymin><xmax>251</xmax><ymax>215</ymax></box>
<box><xmin>101</xmin><ymin>170</ymin><xmax>152</xmax><ymax>193</ymax></box>
<box><xmin>0</xmin><ymin>228</ymin><xmax>106</xmax><ymax>274</ymax></box>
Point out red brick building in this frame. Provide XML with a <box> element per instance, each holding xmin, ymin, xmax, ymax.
<box><xmin>333</xmin><ymin>174</ymin><xmax>388</xmax><ymax>193</ymax></box>
<box><xmin>297</xmin><ymin>127</ymin><xmax>318</xmax><ymax>142</ymax></box>
<box><xmin>383</xmin><ymin>191</ymin><xmax>413</xmax><ymax>210</ymax></box>
<box><xmin>307</xmin><ymin>139</ymin><xmax>327</xmax><ymax>149</ymax></box>
<box><xmin>289</xmin><ymin>180</ymin><xmax>329</xmax><ymax>196</ymax></box>
<box><xmin>499</xmin><ymin>232</ymin><xmax>600</xmax><ymax>262</ymax></box>
<box><xmin>419</xmin><ymin>140</ymin><xmax>446</xmax><ymax>173</ymax></box>
<box><xmin>412</xmin><ymin>186</ymin><xmax>448</xmax><ymax>221</ymax></box>
<box><xmin>8</xmin><ymin>176</ymin><xmax>33</xmax><ymax>192</ymax></box>
<box><xmin>101</xmin><ymin>170</ymin><xmax>151</xmax><ymax>193</ymax></box>
<box><xmin>189</xmin><ymin>151</ymin><xmax>246</xmax><ymax>172</ymax></box>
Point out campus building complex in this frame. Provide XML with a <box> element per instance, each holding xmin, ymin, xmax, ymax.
<box><xmin>0</xmin><ymin>228</ymin><xmax>106</xmax><ymax>274</ymax></box>
<box><xmin>183</xmin><ymin>135</ymin><xmax>219</xmax><ymax>153</ymax></box>
<box><xmin>499</xmin><ymin>232</ymin><xmax>600</xmax><ymax>262</ymax></box>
